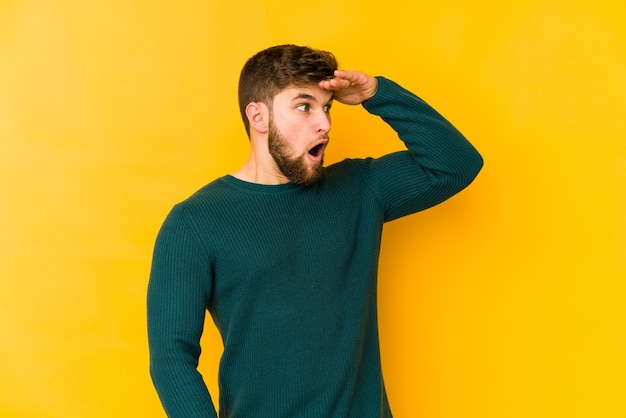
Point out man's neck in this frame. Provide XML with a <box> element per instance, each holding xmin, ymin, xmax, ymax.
<box><xmin>232</xmin><ymin>150</ymin><xmax>289</xmax><ymax>185</ymax></box>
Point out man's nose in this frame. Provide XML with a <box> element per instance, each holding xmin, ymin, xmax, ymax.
<box><xmin>317</xmin><ymin>111</ymin><xmax>331</xmax><ymax>133</ymax></box>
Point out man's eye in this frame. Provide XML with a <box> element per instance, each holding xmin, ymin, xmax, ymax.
<box><xmin>323</xmin><ymin>104</ymin><xmax>332</xmax><ymax>112</ymax></box>
<box><xmin>296</xmin><ymin>104</ymin><xmax>310</xmax><ymax>112</ymax></box>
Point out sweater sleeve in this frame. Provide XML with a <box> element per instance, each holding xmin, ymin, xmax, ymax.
<box><xmin>362</xmin><ymin>77</ymin><xmax>483</xmax><ymax>221</ymax></box>
<box><xmin>147</xmin><ymin>204</ymin><xmax>218</xmax><ymax>417</ymax></box>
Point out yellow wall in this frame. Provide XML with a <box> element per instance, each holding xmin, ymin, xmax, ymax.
<box><xmin>1</xmin><ymin>1</ymin><xmax>624</xmax><ymax>416</ymax></box>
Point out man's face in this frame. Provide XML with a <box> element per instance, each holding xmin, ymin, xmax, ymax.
<box><xmin>268</xmin><ymin>84</ymin><xmax>333</xmax><ymax>185</ymax></box>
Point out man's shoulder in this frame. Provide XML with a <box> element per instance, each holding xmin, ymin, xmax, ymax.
<box><xmin>175</xmin><ymin>176</ymin><xmax>233</xmax><ymax>211</ymax></box>
<box><xmin>324</xmin><ymin>157</ymin><xmax>373</xmax><ymax>181</ymax></box>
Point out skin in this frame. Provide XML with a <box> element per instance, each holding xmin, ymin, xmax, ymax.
<box><xmin>233</xmin><ymin>70</ymin><xmax>379</xmax><ymax>185</ymax></box>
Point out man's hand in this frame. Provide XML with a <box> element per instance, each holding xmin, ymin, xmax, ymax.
<box><xmin>318</xmin><ymin>70</ymin><xmax>378</xmax><ymax>105</ymax></box>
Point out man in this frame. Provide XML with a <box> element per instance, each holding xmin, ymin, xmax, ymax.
<box><xmin>148</xmin><ymin>44</ymin><xmax>483</xmax><ymax>417</ymax></box>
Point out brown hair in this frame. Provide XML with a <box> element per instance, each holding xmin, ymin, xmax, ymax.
<box><xmin>238</xmin><ymin>44</ymin><xmax>338</xmax><ymax>136</ymax></box>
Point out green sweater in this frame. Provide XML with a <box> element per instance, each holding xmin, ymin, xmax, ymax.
<box><xmin>148</xmin><ymin>77</ymin><xmax>483</xmax><ymax>417</ymax></box>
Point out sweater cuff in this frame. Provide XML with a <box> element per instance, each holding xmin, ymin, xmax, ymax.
<box><xmin>362</xmin><ymin>76</ymin><xmax>396</xmax><ymax>110</ymax></box>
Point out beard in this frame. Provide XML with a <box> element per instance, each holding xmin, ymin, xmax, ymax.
<box><xmin>268</xmin><ymin>121</ymin><xmax>324</xmax><ymax>186</ymax></box>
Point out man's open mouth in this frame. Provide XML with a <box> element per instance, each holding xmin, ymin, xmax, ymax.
<box><xmin>308</xmin><ymin>143</ymin><xmax>325</xmax><ymax>157</ymax></box>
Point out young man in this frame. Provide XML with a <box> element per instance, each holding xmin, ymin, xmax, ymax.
<box><xmin>148</xmin><ymin>44</ymin><xmax>483</xmax><ymax>417</ymax></box>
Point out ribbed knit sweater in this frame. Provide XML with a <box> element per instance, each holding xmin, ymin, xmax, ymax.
<box><xmin>147</xmin><ymin>77</ymin><xmax>483</xmax><ymax>417</ymax></box>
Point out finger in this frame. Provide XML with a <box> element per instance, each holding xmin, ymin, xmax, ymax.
<box><xmin>333</xmin><ymin>69</ymin><xmax>367</xmax><ymax>84</ymax></box>
<box><xmin>318</xmin><ymin>77</ymin><xmax>351</xmax><ymax>91</ymax></box>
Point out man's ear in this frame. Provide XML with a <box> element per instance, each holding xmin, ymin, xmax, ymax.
<box><xmin>245</xmin><ymin>102</ymin><xmax>269</xmax><ymax>134</ymax></box>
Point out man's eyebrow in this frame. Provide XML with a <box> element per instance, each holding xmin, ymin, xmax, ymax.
<box><xmin>290</xmin><ymin>92</ymin><xmax>334</xmax><ymax>105</ymax></box>
<box><xmin>290</xmin><ymin>93</ymin><xmax>317</xmax><ymax>102</ymax></box>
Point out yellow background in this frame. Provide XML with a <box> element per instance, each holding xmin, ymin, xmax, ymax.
<box><xmin>1</xmin><ymin>0</ymin><xmax>625</xmax><ymax>417</ymax></box>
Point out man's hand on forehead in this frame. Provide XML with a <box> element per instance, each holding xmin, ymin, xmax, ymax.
<box><xmin>318</xmin><ymin>70</ymin><xmax>378</xmax><ymax>106</ymax></box>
